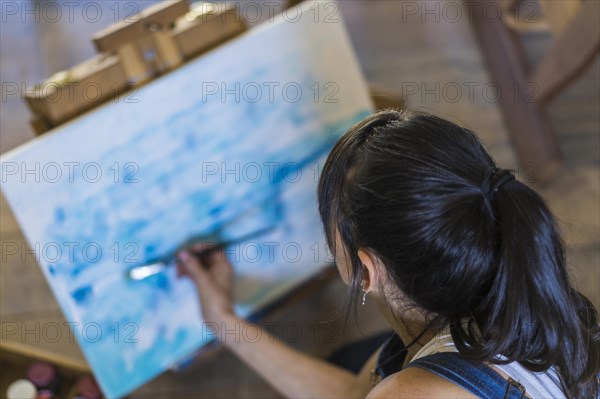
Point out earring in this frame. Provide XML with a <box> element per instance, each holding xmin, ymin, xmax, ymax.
<box><xmin>361</xmin><ymin>289</ymin><xmax>367</xmax><ymax>306</ymax></box>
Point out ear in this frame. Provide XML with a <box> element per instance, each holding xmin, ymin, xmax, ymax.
<box><xmin>357</xmin><ymin>248</ymin><xmax>380</xmax><ymax>293</ymax></box>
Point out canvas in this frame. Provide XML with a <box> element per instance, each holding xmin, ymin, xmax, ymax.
<box><xmin>0</xmin><ymin>1</ymin><xmax>373</xmax><ymax>397</ymax></box>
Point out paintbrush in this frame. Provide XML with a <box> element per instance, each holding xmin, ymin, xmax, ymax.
<box><xmin>126</xmin><ymin>226</ymin><xmax>275</xmax><ymax>281</ymax></box>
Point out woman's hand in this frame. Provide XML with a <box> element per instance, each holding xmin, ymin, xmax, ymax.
<box><xmin>176</xmin><ymin>244</ymin><xmax>235</xmax><ymax>325</ymax></box>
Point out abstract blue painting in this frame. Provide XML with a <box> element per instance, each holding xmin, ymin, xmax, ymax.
<box><xmin>0</xmin><ymin>1</ymin><xmax>373</xmax><ymax>397</ymax></box>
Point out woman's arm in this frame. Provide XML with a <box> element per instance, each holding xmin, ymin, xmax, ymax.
<box><xmin>217</xmin><ymin>312</ymin><xmax>374</xmax><ymax>398</ymax></box>
<box><xmin>176</xmin><ymin>248</ymin><xmax>376</xmax><ymax>398</ymax></box>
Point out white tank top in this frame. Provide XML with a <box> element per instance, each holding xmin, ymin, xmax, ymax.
<box><xmin>411</xmin><ymin>328</ymin><xmax>566</xmax><ymax>399</ymax></box>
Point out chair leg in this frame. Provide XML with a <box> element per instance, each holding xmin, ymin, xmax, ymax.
<box><xmin>468</xmin><ymin>0</ymin><xmax>563</xmax><ymax>184</ymax></box>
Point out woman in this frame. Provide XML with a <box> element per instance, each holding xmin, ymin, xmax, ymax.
<box><xmin>177</xmin><ymin>110</ymin><xmax>600</xmax><ymax>398</ymax></box>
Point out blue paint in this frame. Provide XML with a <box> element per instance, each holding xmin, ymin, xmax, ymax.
<box><xmin>54</xmin><ymin>207</ymin><xmax>66</xmax><ymax>223</ymax></box>
<box><xmin>72</xmin><ymin>286</ymin><xmax>93</xmax><ymax>305</ymax></box>
<box><xmin>154</xmin><ymin>273</ymin><xmax>169</xmax><ymax>291</ymax></box>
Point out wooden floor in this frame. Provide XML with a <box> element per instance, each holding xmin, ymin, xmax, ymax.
<box><xmin>1</xmin><ymin>1</ymin><xmax>598</xmax><ymax>398</ymax></box>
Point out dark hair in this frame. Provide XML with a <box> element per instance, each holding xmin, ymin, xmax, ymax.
<box><xmin>318</xmin><ymin>109</ymin><xmax>600</xmax><ymax>398</ymax></box>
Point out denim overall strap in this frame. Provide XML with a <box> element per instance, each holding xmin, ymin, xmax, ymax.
<box><xmin>407</xmin><ymin>352</ymin><xmax>527</xmax><ymax>399</ymax></box>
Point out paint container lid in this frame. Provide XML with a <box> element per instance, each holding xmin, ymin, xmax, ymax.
<box><xmin>26</xmin><ymin>362</ymin><xmax>57</xmax><ymax>390</ymax></box>
<box><xmin>75</xmin><ymin>376</ymin><xmax>101</xmax><ymax>399</ymax></box>
<box><xmin>36</xmin><ymin>390</ymin><xmax>56</xmax><ymax>399</ymax></box>
<box><xmin>7</xmin><ymin>379</ymin><xmax>37</xmax><ymax>399</ymax></box>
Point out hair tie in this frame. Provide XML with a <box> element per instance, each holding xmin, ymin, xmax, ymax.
<box><xmin>482</xmin><ymin>166</ymin><xmax>514</xmax><ymax>200</ymax></box>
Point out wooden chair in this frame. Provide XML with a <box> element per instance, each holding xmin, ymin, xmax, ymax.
<box><xmin>470</xmin><ymin>0</ymin><xmax>600</xmax><ymax>183</ymax></box>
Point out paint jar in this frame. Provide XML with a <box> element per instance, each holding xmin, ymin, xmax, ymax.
<box><xmin>7</xmin><ymin>379</ymin><xmax>37</xmax><ymax>399</ymax></box>
<box><xmin>26</xmin><ymin>362</ymin><xmax>60</xmax><ymax>393</ymax></box>
<box><xmin>73</xmin><ymin>376</ymin><xmax>101</xmax><ymax>399</ymax></box>
<box><xmin>36</xmin><ymin>390</ymin><xmax>58</xmax><ymax>399</ymax></box>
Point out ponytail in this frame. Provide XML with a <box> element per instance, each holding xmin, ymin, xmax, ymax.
<box><xmin>452</xmin><ymin>177</ymin><xmax>600</xmax><ymax>398</ymax></box>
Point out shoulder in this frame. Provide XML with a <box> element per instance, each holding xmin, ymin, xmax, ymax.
<box><xmin>366</xmin><ymin>366</ymin><xmax>478</xmax><ymax>399</ymax></box>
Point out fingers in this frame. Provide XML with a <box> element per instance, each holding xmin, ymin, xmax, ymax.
<box><xmin>189</xmin><ymin>242</ymin><xmax>225</xmax><ymax>266</ymax></box>
<box><xmin>190</xmin><ymin>244</ymin><xmax>233</xmax><ymax>286</ymax></box>
<box><xmin>177</xmin><ymin>241</ymin><xmax>235</xmax><ymax>294</ymax></box>
<box><xmin>176</xmin><ymin>250</ymin><xmax>207</xmax><ymax>287</ymax></box>
<box><xmin>212</xmin><ymin>256</ymin><xmax>234</xmax><ymax>286</ymax></box>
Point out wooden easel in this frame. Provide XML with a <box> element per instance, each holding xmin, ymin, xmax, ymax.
<box><xmin>24</xmin><ymin>0</ymin><xmax>246</xmax><ymax>134</ymax></box>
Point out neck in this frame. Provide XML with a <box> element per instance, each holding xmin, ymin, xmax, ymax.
<box><xmin>374</xmin><ymin>297</ymin><xmax>438</xmax><ymax>364</ymax></box>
